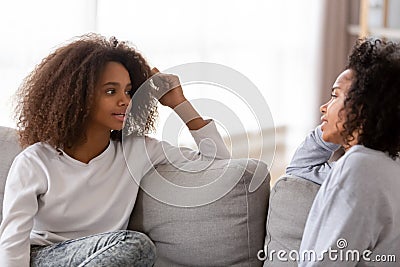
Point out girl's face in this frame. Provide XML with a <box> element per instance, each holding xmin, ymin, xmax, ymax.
<box><xmin>320</xmin><ymin>69</ymin><xmax>353</xmax><ymax>145</ymax></box>
<box><xmin>88</xmin><ymin>61</ymin><xmax>132</xmax><ymax>132</ymax></box>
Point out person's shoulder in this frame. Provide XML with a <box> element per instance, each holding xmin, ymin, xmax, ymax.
<box><xmin>16</xmin><ymin>142</ymin><xmax>58</xmax><ymax>162</ymax></box>
<box><xmin>113</xmin><ymin>134</ymin><xmax>150</xmax><ymax>152</ymax></box>
<box><xmin>332</xmin><ymin>145</ymin><xmax>399</xmax><ymax>188</ymax></box>
<box><xmin>341</xmin><ymin>145</ymin><xmax>398</xmax><ymax>169</ymax></box>
<box><xmin>22</xmin><ymin>142</ymin><xmax>56</xmax><ymax>154</ymax></box>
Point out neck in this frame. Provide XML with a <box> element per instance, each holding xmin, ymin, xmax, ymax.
<box><xmin>64</xmin><ymin>127</ymin><xmax>111</xmax><ymax>164</ymax></box>
<box><xmin>343</xmin><ymin>130</ymin><xmax>361</xmax><ymax>152</ymax></box>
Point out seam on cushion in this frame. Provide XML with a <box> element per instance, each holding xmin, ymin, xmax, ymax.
<box><xmin>264</xmin><ymin>176</ymin><xmax>289</xmax><ymax>261</ymax></box>
<box><xmin>264</xmin><ymin>192</ymin><xmax>273</xmax><ymax>261</ymax></box>
<box><xmin>155</xmin><ymin>164</ymin><xmax>250</xmax><ymax>173</ymax></box>
<box><xmin>276</xmin><ymin>175</ymin><xmax>321</xmax><ymax>187</ymax></box>
<box><xmin>243</xmin><ymin>172</ymin><xmax>252</xmax><ymax>267</ymax></box>
<box><xmin>271</xmin><ymin>176</ymin><xmax>288</xmax><ymax>191</ymax></box>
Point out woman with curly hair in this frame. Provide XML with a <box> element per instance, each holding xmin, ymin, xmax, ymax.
<box><xmin>286</xmin><ymin>39</ymin><xmax>400</xmax><ymax>265</ymax></box>
<box><xmin>0</xmin><ymin>34</ymin><xmax>230</xmax><ymax>266</ymax></box>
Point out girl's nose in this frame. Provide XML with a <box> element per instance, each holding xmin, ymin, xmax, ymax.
<box><xmin>118</xmin><ymin>92</ymin><xmax>130</xmax><ymax>106</ymax></box>
<box><xmin>118</xmin><ymin>97</ymin><xmax>129</xmax><ymax>106</ymax></box>
<box><xmin>320</xmin><ymin>102</ymin><xmax>328</xmax><ymax>114</ymax></box>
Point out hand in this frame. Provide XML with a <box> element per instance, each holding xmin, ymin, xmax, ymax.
<box><xmin>151</xmin><ymin>68</ymin><xmax>187</xmax><ymax>109</ymax></box>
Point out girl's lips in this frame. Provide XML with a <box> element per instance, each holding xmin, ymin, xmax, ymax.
<box><xmin>112</xmin><ymin>114</ymin><xmax>125</xmax><ymax>122</ymax></box>
<box><xmin>321</xmin><ymin>120</ymin><xmax>328</xmax><ymax>131</ymax></box>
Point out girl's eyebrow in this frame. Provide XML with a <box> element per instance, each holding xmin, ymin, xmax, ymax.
<box><xmin>102</xmin><ymin>82</ymin><xmax>132</xmax><ymax>87</ymax></box>
<box><xmin>102</xmin><ymin>82</ymin><xmax>119</xmax><ymax>86</ymax></box>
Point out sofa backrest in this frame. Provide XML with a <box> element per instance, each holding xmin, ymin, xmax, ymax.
<box><xmin>0</xmin><ymin>126</ymin><xmax>23</xmax><ymax>223</ymax></box>
<box><xmin>130</xmin><ymin>158</ymin><xmax>270</xmax><ymax>266</ymax></box>
<box><xmin>263</xmin><ymin>175</ymin><xmax>320</xmax><ymax>266</ymax></box>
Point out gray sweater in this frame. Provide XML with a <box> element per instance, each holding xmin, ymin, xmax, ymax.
<box><xmin>287</xmin><ymin>126</ymin><xmax>400</xmax><ymax>266</ymax></box>
<box><xmin>286</xmin><ymin>126</ymin><xmax>340</xmax><ymax>184</ymax></box>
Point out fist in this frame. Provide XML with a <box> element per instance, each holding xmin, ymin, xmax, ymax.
<box><xmin>151</xmin><ymin>68</ymin><xmax>186</xmax><ymax>109</ymax></box>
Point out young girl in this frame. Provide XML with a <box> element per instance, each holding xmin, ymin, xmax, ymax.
<box><xmin>287</xmin><ymin>39</ymin><xmax>400</xmax><ymax>265</ymax></box>
<box><xmin>0</xmin><ymin>34</ymin><xmax>230</xmax><ymax>266</ymax></box>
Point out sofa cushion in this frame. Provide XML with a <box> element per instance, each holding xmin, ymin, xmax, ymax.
<box><xmin>0</xmin><ymin>126</ymin><xmax>22</xmax><ymax>223</ymax></box>
<box><xmin>263</xmin><ymin>175</ymin><xmax>320</xmax><ymax>266</ymax></box>
<box><xmin>129</xmin><ymin>159</ymin><xmax>270</xmax><ymax>267</ymax></box>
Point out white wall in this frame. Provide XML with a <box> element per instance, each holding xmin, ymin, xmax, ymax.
<box><xmin>0</xmin><ymin>0</ymin><xmax>97</xmax><ymax>127</ymax></box>
<box><xmin>98</xmin><ymin>0</ymin><xmax>324</xmax><ymax>164</ymax></box>
<box><xmin>0</xmin><ymin>0</ymin><xmax>324</xmax><ymax>167</ymax></box>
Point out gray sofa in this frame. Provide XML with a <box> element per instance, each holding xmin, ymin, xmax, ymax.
<box><xmin>263</xmin><ymin>176</ymin><xmax>320</xmax><ymax>266</ymax></box>
<box><xmin>0</xmin><ymin>126</ymin><xmax>270</xmax><ymax>266</ymax></box>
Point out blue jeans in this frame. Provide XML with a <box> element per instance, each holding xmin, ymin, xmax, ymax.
<box><xmin>30</xmin><ymin>230</ymin><xmax>156</xmax><ymax>266</ymax></box>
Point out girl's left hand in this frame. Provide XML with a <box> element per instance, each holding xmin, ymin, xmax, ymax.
<box><xmin>151</xmin><ymin>68</ymin><xmax>187</xmax><ymax>109</ymax></box>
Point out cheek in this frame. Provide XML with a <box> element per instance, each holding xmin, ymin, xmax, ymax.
<box><xmin>336</xmin><ymin>100</ymin><xmax>348</xmax><ymax>121</ymax></box>
<box><xmin>94</xmin><ymin>98</ymin><xmax>108</xmax><ymax>110</ymax></box>
<box><xmin>328</xmin><ymin>101</ymin><xmax>344</xmax><ymax>118</ymax></box>
<box><xmin>337</xmin><ymin>108</ymin><xmax>347</xmax><ymax>122</ymax></box>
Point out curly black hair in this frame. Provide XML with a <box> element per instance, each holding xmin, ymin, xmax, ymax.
<box><xmin>15</xmin><ymin>33</ymin><xmax>157</xmax><ymax>149</ymax></box>
<box><xmin>343</xmin><ymin>38</ymin><xmax>400</xmax><ymax>159</ymax></box>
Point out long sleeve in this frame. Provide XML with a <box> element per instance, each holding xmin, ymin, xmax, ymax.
<box><xmin>145</xmin><ymin>119</ymin><xmax>230</xmax><ymax>166</ymax></box>
<box><xmin>286</xmin><ymin>126</ymin><xmax>340</xmax><ymax>184</ymax></box>
<box><xmin>0</xmin><ymin>154</ymin><xmax>47</xmax><ymax>267</ymax></box>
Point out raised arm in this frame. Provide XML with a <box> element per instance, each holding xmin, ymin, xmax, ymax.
<box><xmin>149</xmin><ymin>68</ymin><xmax>230</xmax><ymax>161</ymax></box>
<box><xmin>286</xmin><ymin>126</ymin><xmax>340</xmax><ymax>184</ymax></box>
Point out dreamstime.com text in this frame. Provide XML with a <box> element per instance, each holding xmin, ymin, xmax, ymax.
<box><xmin>257</xmin><ymin>238</ymin><xmax>396</xmax><ymax>263</ymax></box>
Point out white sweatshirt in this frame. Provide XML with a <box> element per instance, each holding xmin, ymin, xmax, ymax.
<box><xmin>0</xmin><ymin>120</ymin><xmax>230</xmax><ymax>267</ymax></box>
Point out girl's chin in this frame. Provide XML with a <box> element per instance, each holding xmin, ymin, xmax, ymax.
<box><xmin>111</xmin><ymin>125</ymin><xmax>123</xmax><ymax>131</ymax></box>
<box><xmin>321</xmin><ymin>134</ymin><xmax>331</xmax><ymax>143</ymax></box>
<box><xmin>321</xmin><ymin>131</ymin><xmax>342</xmax><ymax>145</ymax></box>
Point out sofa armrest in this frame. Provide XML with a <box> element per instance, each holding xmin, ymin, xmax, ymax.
<box><xmin>0</xmin><ymin>126</ymin><xmax>22</xmax><ymax>223</ymax></box>
<box><xmin>263</xmin><ymin>175</ymin><xmax>320</xmax><ymax>266</ymax></box>
<box><xmin>129</xmin><ymin>158</ymin><xmax>270</xmax><ymax>267</ymax></box>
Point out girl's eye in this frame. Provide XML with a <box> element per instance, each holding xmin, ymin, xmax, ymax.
<box><xmin>106</xmin><ymin>89</ymin><xmax>115</xmax><ymax>95</ymax></box>
<box><xmin>125</xmin><ymin>90</ymin><xmax>131</xmax><ymax>95</ymax></box>
<box><xmin>330</xmin><ymin>93</ymin><xmax>338</xmax><ymax>99</ymax></box>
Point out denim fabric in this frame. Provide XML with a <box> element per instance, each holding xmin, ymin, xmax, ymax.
<box><xmin>30</xmin><ymin>230</ymin><xmax>156</xmax><ymax>267</ymax></box>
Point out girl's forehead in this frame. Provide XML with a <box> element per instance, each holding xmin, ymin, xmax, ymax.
<box><xmin>94</xmin><ymin>62</ymin><xmax>131</xmax><ymax>88</ymax></box>
<box><xmin>332</xmin><ymin>69</ymin><xmax>353</xmax><ymax>91</ymax></box>
<box><xmin>99</xmin><ymin>62</ymin><xmax>129</xmax><ymax>77</ymax></box>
